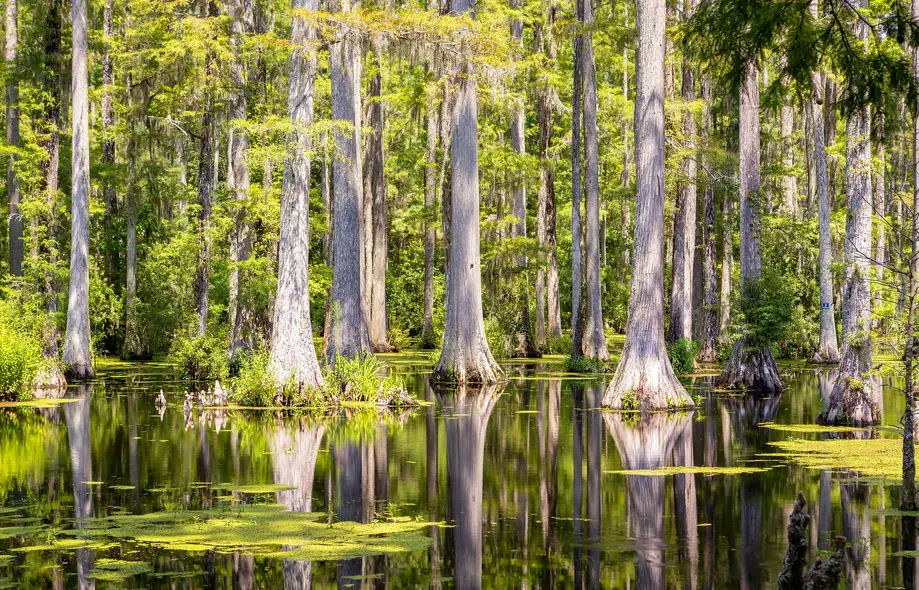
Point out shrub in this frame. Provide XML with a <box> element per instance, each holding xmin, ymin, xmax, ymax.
<box><xmin>669</xmin><ymin>338</ymin><xmax>698</xmax><ymax>375</ymax></box>
<box><xmin>170</xmin><ymin>333</ymin><xmax>229</xmax><ymax>382</ymax></box>
<box><xmin>563</xmin><ymin>355</ymin><xmax>605</xmax><ymax>373</ymax></box>
<box><xmin>544</xmin><ymin>335</ymin><xmax>572</xmax><ymax>355</ymax></box>
<box><xmin>232</xmin><ymin>348</ymin><xmax>276</xmax><ymax>407</ymax></box>
<box><xmin>0</xmin><ymin>299</ymin><xmax>46</xmax><ymax>400</ymax></box>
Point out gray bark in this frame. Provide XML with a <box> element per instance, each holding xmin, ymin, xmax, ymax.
<box><xmin>874</xmin><ymin>112</ymin><xmax>886</xmax><ymax>322</ymax></box>
<box><xmin>719</xmin><ymin>189</ymin><xmax>732</xmax><ymax>338</ymax></box>
<box><xmin>620</xmin><ymin>4</ymin><xmax>631</xmax><ymax>283</ymax></box>
<box><xmin>538</xmin><ymin>4</ymin><xmax>561</xmax><ymax>341</ymax></box>
<box><xmin>511</xmin><ymin>2</ymin><xmax>539</xmax><ymax>358</ymax></box>
<box><xmin>810</xmin><ymin>0</ymin><xmax>840</xmax><ymax>363</ymax></box>
<box><xmin>228</xmin><ymin>0</ymin><xmax>254</xmax><ymax>362</ymax></box>
<box><xmin>716</xmin><ymin>60</ymin><xmax>782</xmax><ymax>393</ymax></box>
<box><xmin>780</xmin><ymin>104</ymin><xmax>798</xmax><ymax>217</ymax></box>
<box><xmin>6</xmin><ymin>0</ymin><xmax>20</xmax><ymax>276</ymax></box>
<box><xmin>123</xmin><ymin>128</ymin><xmax>145</xmax><ymax>360</ymax></box>
<box><xmin>269</xmin><ymin>0</ymin><xmax>324</xmax><ymax>392</ymax></box>
<box><xmin>820</xmin><ymin>0</ymin><xmax>878</xmax><ymax>425</ymax></box>
<box><xmin>700</xmin><ymin>77</ymin><xmax>718</xmax><ymax>362</ymax></box>
<box><xmin>63</xmin><ymin>0</ymin><xmax>94</xmax><ymax>379</ymax></box>
<box><xmin>194</xmin><ymin>110</ymin><xmax>214</xmax><ymax>338</ymax></box>
<box><xmin>325</xmin><ymin>9</ymin><xmax>371</xmax><ymax>363</ymax></box>
<box><xmin>668</xmin><ymin>0</ymin><xmax>697</xmax><ymax>344</ymax></box>
<box><xmin>606</xmin><ymin>0</ymin><xmax>692</xmax><ymax>410</ymax></box>
<box><xmin>432</xmin><ymin>0</ymin><xmax>502</xmax><ymax>384</ymax></box>
<box><xmin>421</xmin><ymin>75</ymin><xmax>438</xmax><ymax>349</ymax></box>
<box><xmin>366</xmin><ymin>46</ymin><xmax>391</xmax><ymax>352</ymax></box>
<box><xmin>570</xmin><ymin>19</ymin><xmax>584</xmax><ymax>359</ymax></box>
<box><xmin>580</xmin><ymin>0</ymin><xmax>608</xmax><ymax>361</ymax></box>
<box><xmin>102</xmin><ymin>0</ymin><xmax>115</xmax><ymax>283</ymax></box>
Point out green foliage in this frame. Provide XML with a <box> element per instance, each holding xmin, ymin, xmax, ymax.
<box><xmin>544</xmin><ymin>335</ymin><xmax>572</xmax><ymax>355</ymax></box>
<box><xmin>620</xmin><ymin>391</ymin><xmax>639</xmax><ymax>412</ymax></box>
<box><xmin>669</xmin><ymin>338</ymin><xmax>699</xmax><ymax>375</ymax></box>
<box><xmin>0</xmin><ymin>298</ymin><xmax>51</xmax><ymax>400</ymax></box>
<box><xmin>563</xmin><ymin>356</ymin><xmax>605</xmax><ymax>374</ymax></box>
<box><xmin>169</xmin><ymin>334</ymin><xmax>229</xmax><ymax>382</ymax></box>
<box><xmin>232</xmin><ymin>348</ymin><xmax>276</xmax><ymax>407</ymax></box>
<box><xmin>323</xmin><ymin>355</ymin><xmax>408</xmax><ymax>405</ymax></box>
<box><xmin>733</xmin><ymin>269</ymin><xmax>798</xmax><ymax>350</ymax></box>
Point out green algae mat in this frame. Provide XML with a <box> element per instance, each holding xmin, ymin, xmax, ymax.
<box><xmin>767</xmin><ymin>436</ymin><xmax>910</xmax><ymax>482</ymax></box>
<box><xmin>52</xmin><ymin>504</ymin><xmax>435</xmax><ymax>561</ymax></box>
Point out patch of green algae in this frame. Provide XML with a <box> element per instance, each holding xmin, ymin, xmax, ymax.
<box><xmin>62</xmin><ymin>504</ymin><xmax>434</xmax><ymax>561</ymax></box>
<box><xmin>605</xmin><ymin>466</ymin><xmax>772</xmax><ymax>477</ymax></box>
<box><xmin>92</xmin><ymin>558</ymin><xmax>152</xmax><ymax>581</ymax></box>
<box><xmin>767</xmin><ymin>437</ymin><xmax>907</xmax><ymax>482</ymax></box>
<box><xmin>758</xmin><ymin>422</ymin><xmax>868</xmax><ymax>433</ymax></box>
<box><xmin>212</xmin><ymin>484</ymin><xmax>295</xmax><ymax>494</ymax></box>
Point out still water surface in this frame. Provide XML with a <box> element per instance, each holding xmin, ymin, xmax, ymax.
<box><xmin>0</xmin><ymin>354</ymin><xmax>911</xmax><ymax>588</ymax></box>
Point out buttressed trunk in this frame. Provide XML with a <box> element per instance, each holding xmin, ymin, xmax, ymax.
<box><xmin>63</xmin><ymin>0</ymin><xmax>94</xmax><ymax>379</ymax></box>
<box><xmin>326</xmin><ymin>1</ymin><xmax>372</xmax><ymax>364</ymax></box>
<box><xmin>269</xmin><ymin>0</ymin><xmax>324</xmax><ymax>392</ymax></box>
<box><xmin>606</xmin><ymin>0</ymin><xmax>692</xmax><ymax>411</ymax></box>
<box><xmin>432</xmin><ymin>0</ymin><xmax>502</xmax><ymax>384</ymax></box>
<box><xmin>716</xmin><ymin>60</ymin><xmax>782</xmax><ymax>393</ymax></box>
<box><xmin>819</xmin><ymin>0</ymin><xmax>878</xmax><ymax>425</ymax></box>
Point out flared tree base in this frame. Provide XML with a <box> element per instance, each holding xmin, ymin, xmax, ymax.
<box><xmin>604</xmin><ymin>340</ymin><xmax>693</xmax><ymax>411</ymax></box>
<box><xmin>33</xmin><ymin>363</ymin><xmax>67</xmax><ymax>392</ymax></box>
<box><xmin>64</xmin><ymin>361</ymin><xmax>94</xmax><ymax>381</ymax></box>
<box><xmin>716</xmin><ymin>339</ymin><xmax>783</xmax><ymax>393</ymax></box>
<box><xmin>810</xmin><ymin>346</ymin><xmax>840</xmax><ymax>365</ymax></box>
<box><xmin>432</xmin><ymin>343</ymin><xmax>503</xmax><ymax>385</ymax></box>
<box><xmin>817</xmin><ymin>375</ymin><xmax>880</xmax><ymax>425</ymax></box>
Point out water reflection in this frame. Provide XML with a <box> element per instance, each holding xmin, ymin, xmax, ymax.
<box><xmin>271</xmin><ymin>417</ymin><xmax>325</xmax><ymax>588</ymax></box>
<box><xmin>63</xmin><ymin>384</ymin><xmax>94</xmax><ymax>590</ymax></box>
<box><xmin>438</xmin><ymin>383</ymin><xmax>502</xmax><ymax>590</ymax></box>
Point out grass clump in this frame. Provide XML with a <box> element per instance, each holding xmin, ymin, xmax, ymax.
<box><xmin>230</xmin><ymin>353</ymin><xmax>415</xmax><ymax>409</ymax></box>
<box><xmin>170</xmin><ymin>333</ymin><xmax>229</xmax><ymax>382</ymax></box>
<box><xmin>563</xmin><ymin>356</ymin><xmax>605</xmax><ymax>373</ymax></box>
<box><xmin>668</xmin><ymin>338</ymin><xmax>698</xmax><ymax>375</ymax></box>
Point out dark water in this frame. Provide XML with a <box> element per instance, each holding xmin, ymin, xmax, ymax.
<box><xmin>0</xmin><ymin>355</ymin><xmax>911</xmax><ymax>588</ymax></box>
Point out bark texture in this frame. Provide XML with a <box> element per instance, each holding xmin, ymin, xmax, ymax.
<box><xmin>269</xmin><ymin>0</ymin><xmax>324</xmax><ymax>392</ymax></box>
<box><xmin>810</xmin><ymin>8</ymin><xmax>840</xmax><ymax>363</ymax></box>
<box><xmin>63</xmin><ymin>0</ymin><xmax>94</xmax><ymax>379</ymax></box>
<box><xmin>421</xmin><ymin>77</ymin><xmax>438</xmax><ymax>349</ymax></box>
<box><xmin>366</xmin><ymin>45</ymin><xmax>391</xmax><ymax>352</ymax></box>
<box><xmin>669</xmin><ymin>0</ymin><xmax>697</xmax><ymax>344</ymax></box>
<box><xmin>510</xmin><ymin>1</ymin><xmax>540</xmax><ymax>358</ymax></box>
<box><xmin>6</xmin><ymin>0</ymin><xmax>21</xmax><ymax>276</ymax></box>
<box><xmin>716</xmin><ymin>61</ymin><xmax>782</xmax><ymax>393</ymax></box>
<box><xmin>325</xmin><ymin>10</ymin><xmax>371</xmax><ymax>363</ymax></box>
<box><xmin>580</xmin><ymin>0</ymin><xmax>608</xmax><ymax>361</ymax></box>
<box><xmin>699</xmin><ymin>77</ymin><xmax>718</xmax><ymax>362</ymax></box>
<box><xmin>777</xmin><ymin>492</ymin><xmax>811</xmax><ymax>590</ymax></box>
<box><xmin>606</xmin><ymin>0</ymin><xmax>692</xmax><ymax>411</ymax></box>
<box><xmin>570</xmin><ymin>20</ymin><xmax>584</xmax><ymax>359</ymax></box>
<box><xmin>433</xmin><ymin>0</ymin><xmax>502</xmax><ymax>384</ymax></box>
<box><xmin>101</xmin><ymin>0</ymin><xmax>115</xmax><ymax>283</ymax></box>
<box><xmin>820</xmin><ymin>2</ymin><xmax>878</xmax><ymax>425</ymax></box>
<box><xmin>228</xmin><ymin>0</ymin><xmax>254</xmax><ymax>362</ymax></box>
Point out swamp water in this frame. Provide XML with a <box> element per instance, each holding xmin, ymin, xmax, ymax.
<box><xmin>0</xmin><ymin>353</ymin><xmax>913</xmax><ymax>588</ymax></box>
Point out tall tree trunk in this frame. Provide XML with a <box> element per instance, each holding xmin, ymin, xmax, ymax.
<box><xmin>619</xmin><ymin>4</ymin><xmax>631</xmax><ymax>284</ymax></box>
<box><xmin>366</xmin><ymin>45</ymin><xmax>391</xmax><ymax>352</ymax></box>
<box><xmin>511</xmin><ymin>0</ymin><xmax>540</xmax><ymax>358</ymax></box>
<box><xmin>269</xmin><ymin>0</ymin><xmax>324</xmax><ymax>392</ymax></box>
<box><xmin>606</xmin><ymin>0</ymin><xmax>691</xmax><ymax>410</ymax></box>
<box><xmin>325</xmin><ymin>0</ymin><xmax>371</xmax><ymax>363</ymax></box>
<box><xmin>432</xmin><ymin>0</ymin><xmax>502</xmax><ymax>384</ymax></box>
<box><xmin>421</xmin><ymin>71</ymin><xmax>439</xmax><ymax>350</ymax></box>
<box><xmin>101</xmin><ymin>0</ymin><xmax>115</xmax><ymax>284</ymax></box>
<box><xmin>700</xmin><ymin>77</ymin><xmax>718</xmax><ymax>362</ymax></box>
<box><xmin>63</xmin><ymin>0</ymin><xmax>94</xmax><ymax>379</ymax></box>
<box><xmin>811</xmin><ymin>0</ymin><xmax>840</xmax><ymax>363</ymax></box>
<box><xmin>570</xmin><ymin>15</ymin><xmax>584</xmax><ymax>359</ymax></box>
<box><xmin>228</xmin><ymin>0</ymin><xmax>254</xmax><ymax>362</ymax></box>
<box><xmin>819</xmin><ymin>0</ymin><xmax>878</xmax><ymax>425</ymax></box>
<box><xmin>538</xmin><ymin>2</ymin><xmax>562</xmax><ymax>341</ymax></box>
<box><xmin>194</xmin><ymin>113</ymin><xmax>214</xmax><ymax>338</ymax></box>
<box><xmin>668</xmin><ymin>0</ymin><xmax>697</xmax><ymax>344</ymax></box>
<box><xmin>716</xmin><ymin>61</ymin><xmax>782</xmax><ymax>393</ymax></box>
<box><xmin>780</xmin><ymin>103</ymin><xmax>798</xmax><ymax>217</ymax></box>
<box><xmin>580</xmin><ymin>0</ymin><xmax>608</xmax><ymax>361</ymax></box>
<box><xmin>122</xmin><ymin>123</ymin><xmax>145</xmax><ymax>360</ymax></box>
<box><xmin>5</xmin><ymin>0</ymin><xmax>21</xmax><ymax>277</ymax></box>
<box><xmin>874</xmin><ymin>111</ymin><xmax>886</xmax><ymax>325</ymax></box>
<box><xmin>719</xmin><ymin>190</ymin><xmax>732</xmax><ymax>339</ymax></box>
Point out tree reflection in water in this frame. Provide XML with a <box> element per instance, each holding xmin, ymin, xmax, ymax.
<box><xmin>605</xmin><ymin>406</ymin><xmax>693</xmax><ymax>589</ymax></box>
<box><xmin>270</xmin><ymin>417</ymin><xmax>325</xmax><ymax>589</ymax></box>
<box><xmin>437</xmin><ymin>383</ymin><xmax>502</xmax><ymax>590</ymax></box>
<box><xmin>63</xmin><ymin>384</ymin><xmax>94</xmax><ymax>590</ymax></box>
